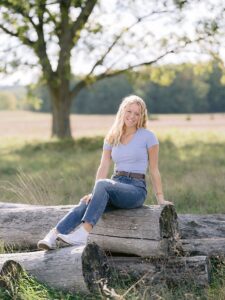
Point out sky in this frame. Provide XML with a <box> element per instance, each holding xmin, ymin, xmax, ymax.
<box><xmin>0</xmin><ymin>0</ymin><xmax>224</xmax><ymax>87</ymax></box>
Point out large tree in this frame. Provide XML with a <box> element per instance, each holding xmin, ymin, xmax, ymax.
<box><xmin>0</xmin><ymin>0</ymin><xmax>221</xmax><ymax>138</ymax></box>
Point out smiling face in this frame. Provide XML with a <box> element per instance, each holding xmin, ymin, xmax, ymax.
<box><xmin>123</xmin><ymin>103</ymin><xmax>141</xmax><ymax>129</ymax></box>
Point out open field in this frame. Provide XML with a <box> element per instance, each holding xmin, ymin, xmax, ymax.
<box><xmin>0</xmin><ymin>111</ymin><xmax>225</xmax><ymax>299</ymax></box>
<box><xmin>0</xmin><ymin>111</ymin><xmax>225</xmax><ymax>139</ymax></box>
<box><xmin>0</xmin><ymin>111</ymin><xmax>224</xmax><ymax>213</ymax></box>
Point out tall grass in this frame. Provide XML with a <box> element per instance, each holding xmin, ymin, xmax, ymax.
<box><xmin>0</xmin><ymin>130</ymin><xmax>224</xmax><ymax>213</ymax></box>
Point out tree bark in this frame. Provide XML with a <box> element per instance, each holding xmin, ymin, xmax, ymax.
<box><xmin>107</xmin><ymin>255</ymin><xmax>211</xmax><ymax>287</ymax></box>
<box><xmin>2</xmin><ymin>202</ymin><xmax>224</xmax><ymax>239</ymax></box>
<box><xmin>50</xmin><ymin>86</ymin><xmax>72</xmax><ymax>138</ymax></box>
<box><xmin>0</xmin><ymin>202</ymin><xmax>42</xmax><ymax>209</ymax></box>
<box><xmin>1</xmin><ymin>202</ymin><xmax>225</xmax><ymax>257</ymax></box>
<box><xmin>89</xmin><ymin>204</ymin><xmax>180</xmax><ymax>257</ymax></box>
<box><xmin>181</xmin><ymin>238</ymin><xmax>225</xmax><ymax>256</ymax></box>
<box><xmin>0</xmin><ymin>243</ymin><xmax>109</xmax><ymax>294</ymax></box>
<box><xmin>0</xmin><ymin>205</ymin><xmax>73</xmax><ymax>249</ymax></box>
<box><xmin>0</xmin><ymin>204</ymin><xmax>180</xmax><ymax>257</ymax></box>
<box><xmin>178</xmin><ymin>214</ymin><xmax>225</xmax><ymax>238</ymax></box>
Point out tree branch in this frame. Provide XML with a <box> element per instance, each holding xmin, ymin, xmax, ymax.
<box><xmin>86</xmin><ymin>9</ymin><xmax>177</xmax><ymax>77</ymax></box>
<box><xmin>70</xmin><ymin>48</ymin><xmax>175</xmax><ymax>98</ymax></box>
<box><xmin>32</xmin><ymin>2</ymin><xmax>55</xmax><ymax>83</ymax></box>
<box><xmin>0</xmin><ymin>24</ymin><xmax>34</xmax><ymax>47</ymax></box>
<box><xmin>1</xmin><ymin>1</ymin><xmax>37</xmax><ymax>29</ymax></box>
<box><xmin>71</xmin><ymin>0</ymin><xmax>98</xmax><ymax>46</ymax></box>
<box><xmin>70</xmin><ymin>38</ymin><xmax>198</xmax><ymax>99</ymax></box>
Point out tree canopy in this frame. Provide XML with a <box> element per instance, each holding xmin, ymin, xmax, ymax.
<box><xmin>0</xmin><ymin>0</ymin><xmax>223</xmax><ymax>137</ymax></box>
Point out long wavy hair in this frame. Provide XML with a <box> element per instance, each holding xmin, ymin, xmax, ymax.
<box><xmin>105</xmin><ymin>95</ymin><xmax>148</xmax><ymax>146</ymax></box>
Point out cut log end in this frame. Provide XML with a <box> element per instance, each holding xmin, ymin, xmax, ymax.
<box><xmin>0</xmin><ymin>260</ymin><xmax>23</xmax><ymax>289</ymax></box>
<box><xmin>82</xmin><ymin>243</ymin><xmax>110</xmax><ymax>293</ymax></box>
<box><xmin>160</xmin><ymin>205</ymin><xmax>180</xmax><ymax>239</ymax></box>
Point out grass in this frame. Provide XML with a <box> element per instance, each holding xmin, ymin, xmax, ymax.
<box><xmin>0</xmin><ymin>130</ymin><xmax>224</xmax><ymax>213</ymax></box>
<box><xmin>0</xmin><ymin>129</ymin><xmax>225</xmax><ymax>299</ymax></box>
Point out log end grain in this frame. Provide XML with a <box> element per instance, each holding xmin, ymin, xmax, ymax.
<box><xmin>0</xmin><ymin>260</ymin><xmax>23</xmax><ymax>290</ymax></box>
<box><xmin>82</xmin><ymin>243</ymin><xmax>110</xmax><ymax>293</ymax></box>
<box><xmin>160</xmin><ymin>205</ymin><xmax>180</xmax><ymax>239</ymax></box>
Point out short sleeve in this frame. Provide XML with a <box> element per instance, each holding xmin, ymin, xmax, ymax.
<box><xmin>103</xmin><ymin>141</ymin><xmax>112</xmax><ymax>151</ymax></box>
<box><xmin>146</xmin><ymin>131</ymin><xmax>159</xmax><ymax>148</ymax></box>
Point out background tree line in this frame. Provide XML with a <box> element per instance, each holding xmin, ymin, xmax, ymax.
<box><xmin>1</xmin><ymin>59</ymin><xmax>225</xmax><ymax>114</ymax></box>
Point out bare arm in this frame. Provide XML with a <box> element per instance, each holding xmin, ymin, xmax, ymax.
<box><xmin>148</xmin><ymin>145</ymin><xmax>173</xmax><ymax>205</ymax></box>
<box><xmin>95</xmin><ymin>149</ymin><xmax>112</xmax><ymax>180</ymax></box>
<box><xmin>82</xmin><ymin>149</ymin><xmax>112</xmax><ymax>203</ymax></box>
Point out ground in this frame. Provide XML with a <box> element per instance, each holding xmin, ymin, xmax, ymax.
<box><xmin>0</xmin><ymin>111</ymin><xmax>224</xmax><ymax>139</ymax></box>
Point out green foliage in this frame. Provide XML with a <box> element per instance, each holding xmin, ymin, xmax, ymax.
<box><xmin>148</xmin><ymin>66</ymin><xmax>176</xmax><ymax>86</ymax></box>
<box><xmin>17</xmin><ymin>59</ymin><xmax>225</xmax><ymax>115</ymax></box>
<box><xmin>74</xmin><ymin>74</ymin><xmax>134</xmax><ymax>114</ymax></box>
<box><xmin>1</xmin><ymin>0</ymin><xmax>224</xmax><ymax>137</ymax></box>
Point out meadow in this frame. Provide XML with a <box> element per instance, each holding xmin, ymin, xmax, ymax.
<box><xmin>0</xmin><ymin>111</ymin><xmax>225</xmax><ymax>299</ymax></box>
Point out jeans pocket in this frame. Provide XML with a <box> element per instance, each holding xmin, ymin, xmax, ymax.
<box><xmin>131</xmin><ymin>178</ymin><xmax>146</xmax><ymax>189</ymax></box>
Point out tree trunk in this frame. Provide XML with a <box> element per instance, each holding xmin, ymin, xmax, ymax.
<box><xmin>49</xmin><ymin>84</ymin><xmax>72</xmax><ymax>138</ymax></box>
<box><xmin>0</xmin><ymin>204</ymin><xmax>180</xmax><ymax>257</ymax></box>
<box><xmin>0</xmin><ymin>243</ymin><xmax>109</xmax><ymax>294</ymax></box>
<box><xmin>107</xmin><ymin>255</ymin><xmax>211</xmax><ymax>287</ymax></box>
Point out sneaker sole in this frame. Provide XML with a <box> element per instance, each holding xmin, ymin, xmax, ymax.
<box><xmin>57</xmin><ymin>236</ymin><xmax>85</xmax><ymax>247</ymax></box>
<box><xmin>57</xmin><ymin>236</ymin><xmax>73</xmax><ymax>245</ymax></box>
<box><xmin>37</xmin><ymin>242</ymin><xmax>56</xmax><ymax>251</ymax></box>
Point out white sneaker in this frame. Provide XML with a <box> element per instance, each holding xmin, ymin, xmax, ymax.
<box><xmin>57</xmin><ymin>226</ymin><xmax>88</xmax><ymax>246</ymax></box>
<box><xmin>37</xmin><ymin>229</ymin><xmax>58</xmax><ymax>250</ymax></box>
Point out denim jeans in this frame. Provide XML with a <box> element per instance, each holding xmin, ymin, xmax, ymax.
<box><xmin>56</xmin><ymin>175</ymin><xmax>147</xmax><ymax>234</ymax></box>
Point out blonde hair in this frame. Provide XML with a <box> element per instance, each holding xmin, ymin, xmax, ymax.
<box><xmin>105</xmin><ymin>95</ymin><xmax>148</xmax><ymax>146</ymax></box>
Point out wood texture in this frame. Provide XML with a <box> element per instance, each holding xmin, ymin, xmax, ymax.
<box><xmin>178</xmin><ymin>214</ymin><xmax>225</xmax><ymax>239</ymax></box>
<box><xmin>89</xmin><ymin>234</ymin><xmax>171</xmax><ymax>257</ymax></box>
<box><xmin>181</xmin><ymin>238</ymin><xmax>225</xmax><ymax>256</ymax></box>
<box><xmin>0</xmin><ymin>204</ymin><xmax>180</xmax><ymax>257</ymax></box>
<box><xmin>1</xmin><ymin>202</ymin><xmax>224</xmax><ymax>238</ymax></box>
<box><xmin>0</xmin><ymin>205</ymin><xmax>73</xmax><ymax>248</ymax></box>
<box><xmin>1</xmin><ymin>202</ymin><xmax>225</xmax><ymax>257</ymax></box>
<box><xmin>107</xmin><ymin>255</ymin><xmax>211</xmax><ymax>287</ymax></box>
<box><xmin>0</xmin><ymin>243</ymin><xmax>109</xmax><ymax>293</ymax></box>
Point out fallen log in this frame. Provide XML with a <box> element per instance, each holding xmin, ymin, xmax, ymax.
<box><xmin>181</xmin><ymin>238</ymin><xmax>225</xmax><ymax>256</ymax></box>
<box><xmin>1</xmin><ymin>202</ymin><xmax>224</xmax><ymax>238</ymax></box>
<box><xmin>1</xmin><ymin>202</ymin><xmax>225</xmax><ymax>256</ymax></box>
<box><xmin>107</xmin><ymin>255</ymin><xmax>211</xmax><ymax>287</ymax></box>
<box><xmin>178</xmin><ymin>214</ymin><xmax>225</xmax><ymax>239</ymax></box>
<box><xmin>0</xmin><ymin>205</ymin><xmax>73</xmax><ymax>249</ymax></box>
<box><xmin>0</xmin><ymin>204</ymin><xmax>180</xmax><ymax>257</ymax></box>
<box><xmin>0</xmin><ymin>243</ymin><xmax>109</xmax><ymax>294</ymax></box>
<box><xmin>0</xmin><ymin>202</ymin><xmax>42</xmax><ymax>209</ymax></box>
<box><xmin>90</xmin><ymin>204</ymin><xmax>180</xmax><ymax>257</ymax></box>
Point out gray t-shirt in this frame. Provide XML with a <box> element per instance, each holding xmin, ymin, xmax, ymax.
<box><xmin>103</xmin><ymin>128</ymin><xmax>159</xmax><ymax>174</ymax></box>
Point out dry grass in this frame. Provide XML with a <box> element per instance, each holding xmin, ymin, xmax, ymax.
<box><xmin>0</xmin><ymin>111</ymin><xmax>224</xmax><ymax>139</ymax></box>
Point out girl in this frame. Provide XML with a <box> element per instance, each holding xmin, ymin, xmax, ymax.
<box><xmin>37</xmin><ymin>95</ymin><xmax>172</xmax><ymax>250</ymax></box>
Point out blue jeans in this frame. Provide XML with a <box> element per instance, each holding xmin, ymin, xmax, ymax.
<box><xmin>56</xmin><ymin>175</ymin><xmax>147</xmax><ymax>234</ymax></box>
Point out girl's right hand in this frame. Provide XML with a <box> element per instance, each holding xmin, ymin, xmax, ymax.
<box><xmin>81</xmin><ymin>193</ymin><xmax>92</xmax><ymax>204</ymax></box>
